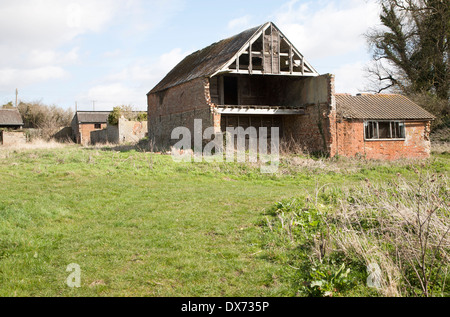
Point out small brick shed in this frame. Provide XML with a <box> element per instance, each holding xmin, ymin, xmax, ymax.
<box><xmin>0</xmin><ymin>108</ymin><xmax>26</xmax><ymax>146</ymax></box>
<box><xmin>147</xmin><ymin>21</ymin><xmax>434</xmax><ymax>160</ymax></box>
<box><xmin>0</xmin><ymin>108</ymin><xmax>24</xmax><ymax>130</ymax></box>
<box><xmin>335</xmin><ymin>94</ymin><xmax>434</xmax><ymax>160</ymax></box>
<box><xmin>71</xmin><ymin>111</ymin><xmax>110</xmax><ymax>145</ymax></box>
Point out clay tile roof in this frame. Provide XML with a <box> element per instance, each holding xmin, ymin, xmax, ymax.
<box><xmin>148</xmin><ymin>24</ymin><xmax>264</xmax><ymax>94</ymax></box>
<box><xmin>336</xmin><ymin>94</ymin><xmax>435</xmax><ymax>120</ymax></box>
<box><xmin>0</xmin><ymin>108</ymin><xmax>24</xmax><ymax>126</ymax></box>
<box><xmin>76</xmin><ymin>111</ymin><xmax>110</xmax><ymax>124</ymax></box>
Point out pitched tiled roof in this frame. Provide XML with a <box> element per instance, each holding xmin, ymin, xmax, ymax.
<box><xmin>76</xmin><ymin>111</ymin><xmax>110</xmax><ymax>123</ymax></box>
<box><xmin>148</xmin><ymin>24</ymin><xmax>264</xmax><ymax>94</ymax></box>
<box><xmin>0</xmin><ymin>108</ymin><xmax>24</xmax><ymax>126</ymax></box>
<box><xmin>336</xmin><ymin>94</ymin><xmax>435</xmax><ymax>120</ymax></box>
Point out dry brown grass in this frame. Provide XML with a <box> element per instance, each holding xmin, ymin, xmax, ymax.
<box><xmin>0</xmin><ymin>139</ymin><xmax>72</xmax><ymax>154</ymax></box>
<box><xmin>324</xmin><ymin>173</ymin><xmax>450</xmax><ymax>296</ymax></box>
<box><xmin>432</xmin><ymin>142</ymin><xmax>450</xmax><ymax>154</ymax></box>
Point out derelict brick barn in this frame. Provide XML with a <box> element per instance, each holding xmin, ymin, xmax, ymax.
<box><xmin>147</xmin><ymin>22</ymin><xmax>435</xmax><ymax>160</ymax></box>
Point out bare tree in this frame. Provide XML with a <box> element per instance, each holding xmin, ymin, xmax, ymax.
<box><xmin>17</xmin><ymin>101</ymin><xmax>73</xmax><ymax>139</ymax></box>
<box><xmin>366</xmin><ymin>0</ymin><xmax>449</xmax><ymax>104</ymax></box>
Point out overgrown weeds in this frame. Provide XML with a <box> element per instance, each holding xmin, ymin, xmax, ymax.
<box><xmin>263</xmin><ymin>171</ymin><xmax>450</xmax><ymax>297</ymax></box>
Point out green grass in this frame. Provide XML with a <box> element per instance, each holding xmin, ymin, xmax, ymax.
<box><xmin>0</xmin><ymin>145</ymin><xmax>448</xmax><ymax>296</ymax></box>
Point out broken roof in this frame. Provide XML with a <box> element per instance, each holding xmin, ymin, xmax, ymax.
<box><xmin>149</xmin><ymin>22</ymin><xmax>318</xmax><ymax>94</ymax></box>
<box><xmin>336</xmin><ymin>94</ymin><xmax>435</xmax><ymax>121</ymax></box>
<box><xmin>0</xmin><ymin>108</ymin><xmax>24</xmax><ymax>126</ymax></box>
<box><xmin>76</xmin><ymin>111</ymin><xmax>110</xmax><ymax>124</ymax></box>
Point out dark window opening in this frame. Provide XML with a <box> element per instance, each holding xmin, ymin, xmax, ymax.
<box><xmin>378</xmin><ymin>122</ymin><xmax>391</xmax><ymax>139</ymax></box>
<box><xmin>252</xmin><ymin>35</ymin><xmax>263</xmax><ymax>52</ymax></box>
<box><xmin>238</xmin><ymin>54</ymin><xmax>249</xmax><ymax>71</ymax></box>
<box><xmin>280</xmin><ymin>43</ymin><xmax>289</xmax><ymax>54</ymax></box>
<box><xmin>280</xmin><ymin>56</ymin><xmax>290</xmax><ymax>72</ymax></box>
<box><xmin>224</xmin><ymin>76</ymin><xmax>238</xmax><ymax>105</ymax></box>
<box><xmin>252</xmin><ymin>57</ymin><xmax>263</xmax><ymax>71</ymax></box>
<box><xmin>365</xmin><ymin>121</ymin><xmax>405</xmax><ymax>140</ymax></box>
<box><xmin>94</xmin><ymin>123</ymin><xmax>102</xmax><ymax>129</ymax></box>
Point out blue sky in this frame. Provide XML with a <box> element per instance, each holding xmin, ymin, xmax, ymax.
<box><xmin>0</xmin><ymin>0</ymin><xmax>381</xmax><ymax>111</ymax></box>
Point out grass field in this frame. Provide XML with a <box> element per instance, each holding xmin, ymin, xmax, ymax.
<box><xmin>0</xmin><ymin>143</ymin><xmax>448</xmax><ymax>297</ymax></box>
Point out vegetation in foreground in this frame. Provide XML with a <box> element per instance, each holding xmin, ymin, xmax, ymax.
<box><xmin>0</xmin><ymin>143</ymin><xmax>448</xmax><ymax>297</ymax></box>
<box><xmin>263</xmin><ymin>171</ymin><xmax>449</xmax><ymax>297</ymax></box>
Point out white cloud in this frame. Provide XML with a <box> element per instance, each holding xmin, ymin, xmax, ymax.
<box><xmin>118</xmin><ymin>0</ymin><xmax>185</xmax><ymax>36</ymax></box>
<box><xmin>102</xmin><ymin>49</ymin><xmax>123</xmax><ymax>58</ymax></box>
<box><xmin>273</xmin><ymin>0</ymin><xmax>380</xmax><ymax>59</ymax></box>
<box><xmin>331</xmin><ymin>61</ymin><xmax>369</xmax><ymax>95</ymax></box>
<box><xmin>271</xmin><ymin>0</ymin><xmax>381</xmax><ymax>94</ymax></box>
<box><xmin>103</xmin><ymin>48</ymin><xmax>188</xmax><ymax>84</ymax></box>
<box><xmin>0</xmin><ymin>66</ymin><xmax>68</xmax><ymax>88</ymax></box>
<box><xmin>0</xmin><ymin>1</ymin><xmax>120</xmax><ymax>51</ymax></box>
<box><xmin>228</xmin><ymin>15</ymin><xmax>252</xmax><ymax>31</ymax></box>
<box><xmin>0</xmin><ymin>0</ymin><xmax>184</xmax><ymax>95</ymax></box>
<box><xmin>26</xmin><ymin>47</ymin><xmax>80</xmax><ymax>68</ymax></box>
<box><xmin>78</xmin><ymin>48</ymin><xmax>189</xmax><ymax>110</ymax></box>
<box><xmin>81</xmin><ymin>83</ymin><xmax>142</xmax><ymax>110</ymax></box>
<box><xmin>0</xmin><ymin>0</ymin><xmax>122</xmax><ymax>91</ymax></box>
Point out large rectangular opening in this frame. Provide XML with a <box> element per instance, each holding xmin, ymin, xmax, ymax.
<box><xmin>211</xmin><ymin>74</ymin><xmax>306</xmax><ymax>108</ymax></box>
<box><xmin>224</xmin><ymin>76</ymin><xmax>238</xmax><ymax>105</ymax></box>
<box><xmin>220</xmin><ymin>115</ymin><xmax>283</xmax><ymax>138</ymax></box>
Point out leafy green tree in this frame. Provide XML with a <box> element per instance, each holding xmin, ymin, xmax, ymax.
<box><xmin>108</xmin><ymin>105</ymin><xmax>134</xmax><ymax>125</ymax></box>
<box><xmin>108</xmin><ymin>106</ymin><xmax>122</xmax><ymax>126</ymax></box>
<box><xmin>1</xmin><ymin>101</ymin><xmax>14</xmax><ymax>109</ymax></box>
<box><xmin>136</xmin><ymin>112</ymin><xmax>147</xmax><ymax>122</ymax></box>
<box><xmin>108</xmin><ymin>105</ymin><xmax>146</xmax><ymax>125</ymax></box>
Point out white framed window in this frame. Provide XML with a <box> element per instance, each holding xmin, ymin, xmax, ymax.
<box><xmin>364</xmin><ymin>121</ymin><xmax>405</xmax><ymax>140</ymax></box>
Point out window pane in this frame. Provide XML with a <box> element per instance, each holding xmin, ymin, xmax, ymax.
<box><xmin>365</xmin><ymin>121</ymin><xmax>377</xmax><ymax>139</ymax></box>
<box><xmin>365</xmin><ymin>121</ymin><xmax>405</xmax><ymax>140</ymax></box>
<box><xmin>364</xmin><ymin>122</ymin><xmax>370</xmax><ymax>139</ymax></box>
<box><xmin>399</xmin><ymin>122</ymin><xmax>405</xmax><ymax>138</ymax></box>
<box><xmin>391</xmin><ymin>122</ymin><xmax>397</xmax><ymax>138</ymax></box>
<box><xmin>391</xmin><ymin>122</ymin><xmax>406</xmax><ymax>139</ymax></box>
<box><xmin>378</xmin><ymin>122</ymin><xmax>391</xmax><ymax>139</ymax></box>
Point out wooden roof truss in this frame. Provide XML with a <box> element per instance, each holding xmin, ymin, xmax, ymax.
<box><xmin>213</xmin><ymin>22</ymin><xmax>318</xmax><ymax>77</ymax></box>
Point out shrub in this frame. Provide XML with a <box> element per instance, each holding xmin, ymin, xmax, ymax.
<box><xmin>263</xmin><ymin>172</ymin><xmax>450</xmax><ymax>297</ymax></box>
<box><xmin>108</xmin><ymin>105</ymin><xmax>145</xmax><ymax>125</ymax></box>
<box><xmin>16</xmin><ymin>101</ymin><xmax>73</xmax><ymax>140</ymax></box>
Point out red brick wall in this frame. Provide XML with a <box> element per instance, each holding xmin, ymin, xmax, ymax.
<box><xmin>283</xmin><ymin>74</ymin><xmax>336</xmax><ymax>155</ymax></box>
<box><xmin>336</xmin><ymin>120</ymin><xmax>432</xmax><ymax>160</ymax></box>
<box><xmin>148</xmin><ymin>78</ymin><xmax>215</xmax><ymax>149</ymax></box>
<box><xmin>78</xmin><ymin>123</ymin><xmax>107</xmax><ymax>145</ymax></box>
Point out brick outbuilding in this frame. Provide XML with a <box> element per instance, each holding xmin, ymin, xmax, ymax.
<box><xmin>147</xmin><ymin>22</ymin><xmax>434</xmax><ymax>160</ymax></box>
<box><xmin>0</xmin><ymin>108</ymin><xmax>26</xmax><ymax>146</ymax></box>
<box><xmin>335</xmin><ymin>94</ymin><xmax>434</xmax><ymax>160</ymax></box>
<box><xmin>0</xmin><ymin>108</ymin><xmax>24</xmax><ymax>130</ymax></box>
<box><xmin>71</xmin><ymin>111</ymin><xmax>110</xmax><ymax>145</ymax></box>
